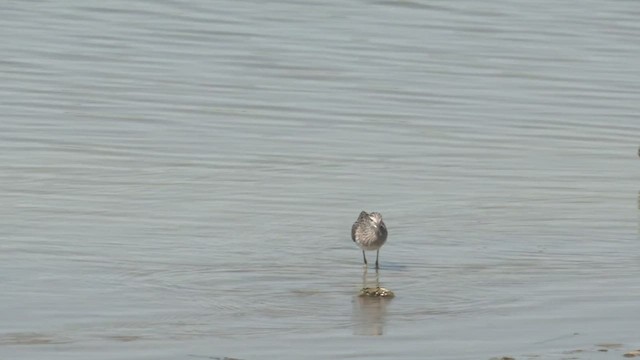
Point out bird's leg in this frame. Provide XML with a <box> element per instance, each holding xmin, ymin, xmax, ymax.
<box><xmin>375</xmin><ymin>250</ymin><xmax>380</xmax><ymax>269</ymax></box>
<box><xmin>362</xmin><ymin>250</ymin><xmax>367</xmax><ymax>266</ymax></box>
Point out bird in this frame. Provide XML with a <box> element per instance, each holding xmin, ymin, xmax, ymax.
<box><xmin>351</xmin><ymin>211</ymin><xmax>388</xmax><ymax>269</ymax></box>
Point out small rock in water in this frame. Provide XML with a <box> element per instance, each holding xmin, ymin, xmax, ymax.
<box><xmin>489</xmin><ymin>357</ymin><xmax>515</xmax><ymax>360</ymax></box>
<box><xmin>359</xmin><ymin>287</ymin><xmax>394</xmax><ymax>298</ymax></box>
<box><xmin>624</xmin><ymin>350</ymin><xmax>640</xmax><ymax>358</ymax></box>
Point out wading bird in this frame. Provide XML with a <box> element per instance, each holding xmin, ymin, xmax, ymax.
<box><xmin>351</xmin><ymin>211</ymin><xmax>388</xmax><ymax>268</ymax></box>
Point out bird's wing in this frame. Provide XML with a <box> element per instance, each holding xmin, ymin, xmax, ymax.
<box><xmin>351</xmin><ymin>211</ymin><xmax>368</xmax><ymax>241</ymax></box>
<box><xmin>379</xmin><ymin>221</ymin><xmax>388</xmax><ymax>238</ymax></box>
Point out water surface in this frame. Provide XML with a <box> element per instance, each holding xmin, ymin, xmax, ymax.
<box><xmin>1</xmin><ymin>0</ymin><xmax>640</xmax><ymax>359</ymax></box>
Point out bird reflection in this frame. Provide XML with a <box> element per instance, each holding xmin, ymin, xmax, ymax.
<box><xmin>352</xmin><ymin>267</ymin><xmax>394</xmax><ymax>336</ymax></box>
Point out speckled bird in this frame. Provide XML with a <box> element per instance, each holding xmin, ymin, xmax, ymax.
<box><xmin>351</xmin><ymin>211</ymin><xmax>388</xmax><ymax>268</ymax></box>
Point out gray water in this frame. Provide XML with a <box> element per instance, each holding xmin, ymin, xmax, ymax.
<box><xmin>1</xmin><ymin>1</ymin><xmax>640</xmax><ymax>359</ymax></box>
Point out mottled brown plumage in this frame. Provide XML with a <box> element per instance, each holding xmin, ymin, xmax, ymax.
<box><xmin>351</xmin><ymin>211</ymin><xmax>388</xmax><ymax>268</ymax></box>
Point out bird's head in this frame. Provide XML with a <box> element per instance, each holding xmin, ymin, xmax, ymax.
<box><xmin>368</xmin><ymin>212</ymin><xmax>384</xmax><ymax>227</ymax></box>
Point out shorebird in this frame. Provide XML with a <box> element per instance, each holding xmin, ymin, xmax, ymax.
<box><xmin>351</xmin><ymin>211</ymin><xmax>388</xmax><ymax>268</ymax></box>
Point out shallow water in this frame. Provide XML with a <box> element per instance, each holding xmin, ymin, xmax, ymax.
<box><xmin>1</xmin><ymin>0</ymin><xmax>640</xmax><ymax>359</ymax></box>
